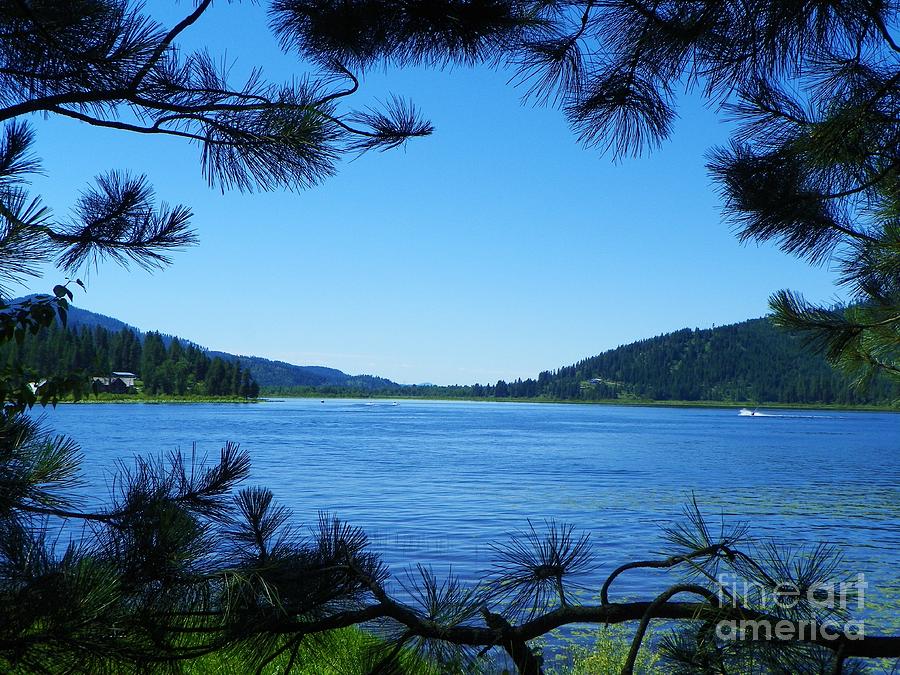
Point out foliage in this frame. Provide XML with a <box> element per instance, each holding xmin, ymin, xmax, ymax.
<box><xmin>0</xmin><ymin>285</ymin><xmax>90</xmax><ymax>410</ymax></box>
<box><xmin>548</xmin><ymin>625</ymin><xmax>661</xmax><ymax>675</ymax></box>
<box><xmin>0</xmin><ymin>318</ymin><xmax>259</xmax><ymax>398</ymax></box>
<box><xmin>0</xmin><ymin>0</ymin><xmax>435</xmax><ymax>296</ymax></box>
<box><xmin>180</xmin><ymin>627</ymin><xmax>439</xmax><ymax>675</ymax></box>
<box><xmin>140</xmin><ymin>331</ymin><xmax>259</xmax><ymax>397</ymax></box>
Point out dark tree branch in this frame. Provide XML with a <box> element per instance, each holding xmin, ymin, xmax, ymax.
<box><xmin>47</xmin><ymin>106</ymin><xmax>214</xmax><ymax>144</ymax></box>
<box><xmin>262</xmin><ymin>595</ymin><xmax>900</xmax><ymax>661</ymax></box>
<box><xmin>129</xmin><ymin>0</ymin><xmax>214</xmax><ymax>89</ymax></box>
<box><xmin>866</xmin><ymin>6</ymin><xmax>900</xmax><ymax>53</ymax></box>
<box><xmin>17</xmin><ymin>503</ymin><xmax>114</xmax><ymax>523</ymax></box>
<box><xmin>0</xmin><ymin>90</ymin><xmax>129</xmax><ymax>123</ymax></box>
<box><xmin>622</xmin><ymin>583</ymin><xmax>721</xmax><ymax>675</ymax></box>
<box><xmin>600</xmin><ymin>544</ymin><xmax>728</xmax><ymax>604</ymax></box>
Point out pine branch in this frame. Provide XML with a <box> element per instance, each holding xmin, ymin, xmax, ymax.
<box><xmin>128</xmin><ymin>0</ymin><xmax>213</xmax><ymax>90</ymax></box>
<box><xmin>48</xmin><ymin>171</ymin><xmax>196</xmax><ymax>271</ymax></box>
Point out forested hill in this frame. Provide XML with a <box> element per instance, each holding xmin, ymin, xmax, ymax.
<box><xmin>0</xmin><ymin>318</ymin><xmax>258</xmax><ymax>397</ymax></box>
<box><xmin>532</xmin><ymin>318</ymin><xmax>897</xmax><ymax>405</ymax></box>
<box><xmin>14</xmin><ymin>297</ymin><xmax>398</xmax><ymax>391</ymax></box>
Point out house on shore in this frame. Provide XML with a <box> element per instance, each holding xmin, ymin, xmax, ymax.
<box><xmin>92</xmin><ymin>371</ymin><xmax>138</xmax><ymax>394</ymax></box>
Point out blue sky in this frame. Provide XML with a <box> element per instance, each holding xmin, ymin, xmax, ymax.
<box><xmin>23</xmin><ymin>2</ymin><xmax>841</xmax><ymax>385</ymax></box>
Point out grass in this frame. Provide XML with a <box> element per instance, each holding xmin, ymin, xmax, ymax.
<box><xmin>545</xmin><ymin>625</ymin><xmax>661</xmax><ymax>675</ymax></box>
<box><xmin>180</xmin><ymin>628</ymin><xmax>439</xmax><ymax>675</ymax></box>
<box><xmin>177</xmin><ymin>625</ymin><xmax>660</xmax><ymax>675</ymax></box>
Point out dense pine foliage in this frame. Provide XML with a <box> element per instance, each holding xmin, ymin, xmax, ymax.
<box><xmin>0</xmin><ymin>322</ymin><xmax>259</xmax><ymax>398</ymax></box>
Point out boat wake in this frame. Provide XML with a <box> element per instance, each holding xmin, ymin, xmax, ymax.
<box><xmin>738</xmin><ymin>408</ymin><xmax>838</xmax><ymax>419</ymax></box>
<box><xmin>738</xmin><ymin>408</ymin><xmax>778</xmax><ymax>417</ymax></box>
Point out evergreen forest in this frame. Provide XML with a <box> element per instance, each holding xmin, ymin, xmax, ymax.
<box><xmin>1</xmin><ymin>321</ymin><xmax>259</xmax><ymax>398</ymax></box>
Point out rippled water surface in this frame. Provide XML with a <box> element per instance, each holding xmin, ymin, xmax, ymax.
<box><xmin>43</xmin><ymin>399</ymin><xmax>900</xmax><ymax>631</ymax></box>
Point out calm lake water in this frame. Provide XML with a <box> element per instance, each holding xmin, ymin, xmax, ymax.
<box><xmin>42</xmin><ymin>398</ymin><xmax>900</xmax><ymax>633</ymax></box>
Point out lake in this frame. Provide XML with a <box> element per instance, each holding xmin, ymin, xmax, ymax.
<box><xmin>42</xmin><ymin>398</ymin><xmax>900</xmax><ymax>635</ymax></box>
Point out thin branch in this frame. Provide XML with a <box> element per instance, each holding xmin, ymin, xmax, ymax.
<box><xmin>253</xmin><ymin>637</ymin><xmax>295</xmax><ymax>675</ymax></box>
<box><xmin>47</xmin><ymin>106</ymin><xmax>214</xmax><ymax>144</ymax></box>
<box><xmin>481</xmin><ymin>606</ymin><xmax>543</xmax><ymax>675</ymax></box>
<box><xmin>314</xmin><ymin>62</ymin><xmax>361</xmax><ymax>106</ymax></box>
<box><xmin>17</xmin><ymin>503</ymin><xmax>114</xmax><ymax>523</ymax></box>
<box><xmin>600</xmin><ymin>544</ymin><xmax>727</xmax><ymax>604</ymax></box>
<box><xmin>129</xmin><ymin>0</ymin><xmax>214</xmax><ymax>89</ymax></box>
<box><xmin>866</xmin><ymin>6</ymin><xmax>900</xmax><ymax>53</ymax></box>
<box><xmin>831</xmin><ymin>643</ymin><xmax>847</xmax><ymax>675</ymax></box>
<box><xmin>126</xmin><ymin>94</ymin><xmax>315</xmax><ymax>116</ymax></box>
<box><xmin>0</xmin><ymin>90</ymin><xmax>129</xmax><ymax>123</ymax></box>
<box><xmin>332</xmin><ymin>558</ymin><xmax>900</xmax><ymax>661</ymax></box>
<box><xmin>621</xmin><ymin>584</ymin><xmax>721</xmax><ymax>675</ymax></box>
<box><xmin>817</xmin><ymin>157</ymin><xmax>900</xmax><ymax>203</ymax></box>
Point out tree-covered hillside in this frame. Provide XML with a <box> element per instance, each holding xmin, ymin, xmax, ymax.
<box><xmin>533</xmin><ymin>319</ymin><xmax>897</xmax><ymax>405</ymax></box>
<box><xmin>34</xmin><ymin>299</ymin><xmax>399</xmax><ymax>391</ymax></box>
<box><xmin>1</xmin><ymin>322</ymin><xmax>259</xmax><ymax>398</ymax></box>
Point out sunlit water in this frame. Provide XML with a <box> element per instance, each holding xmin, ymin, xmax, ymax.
<box><xmin>42</xmin><ymin>399</ymin><xmax>900</xmax><ymax>639</ymax></box>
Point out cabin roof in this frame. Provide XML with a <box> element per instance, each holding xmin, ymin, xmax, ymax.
<box><xmin>111</xmin><ymin>371</ymin><xmax>137</xmax><ymax>377</ymax></box>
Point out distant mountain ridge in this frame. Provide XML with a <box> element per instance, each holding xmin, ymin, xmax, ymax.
<box><xmin>204</xmin><ymin>352</ymin><xmax>397</xmax><ymax>389</ymax></box>
<box><xmin>27</xmin><ymin>297</ymin><xmax>399</xmax><ymax>391</ymax></box>
<box><xmin>65</xmin><ymin>304</ymin><xmax>136</xmax><ymax>333</ymax></box>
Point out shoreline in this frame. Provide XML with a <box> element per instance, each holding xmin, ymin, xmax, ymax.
<box><xmin>53</xmin><ymin>393</ymin><xmax>897</xmax><ymax>412</ymax></box>
<box><xmin>56</xmin><ymin>395</ymin><xmax>259</xmax><ymax>405</ymax></box>
<box><xmin>261</xmin><ymin>393</ymin><xmax>898</xmax><ymax>413</ymax></box>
